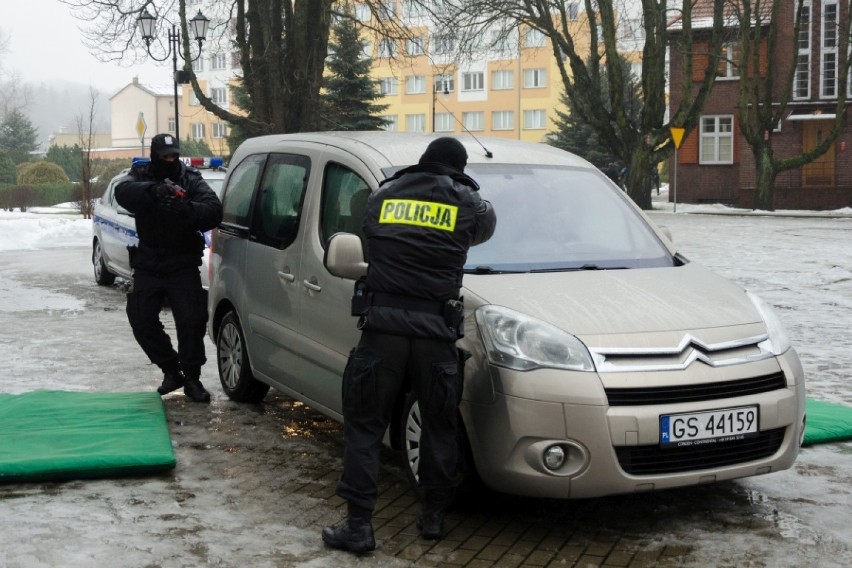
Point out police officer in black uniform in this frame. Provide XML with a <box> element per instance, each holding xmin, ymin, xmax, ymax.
<box><xmin>115</xmin><ymin>133</ymin><xmax>223</xmax><ymax>403</ymax></box>
<box><xmin>322</xmin><ymin>137</ymin><xmax>496</xmax><ymax>554</ymax></box>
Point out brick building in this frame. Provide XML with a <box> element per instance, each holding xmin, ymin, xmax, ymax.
<box><xmin>668</xmin><ymin>0</ymin><xmax>852</xmax><ymax>210</ymax></box>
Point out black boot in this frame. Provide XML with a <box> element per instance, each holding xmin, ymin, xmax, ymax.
<box><xmin>183</xmin><ymin>374</ymin><xmax>211</xmax><ymax>403</ymax></box>
<box><xmin>157</xmin><ymin>370</ymin><xmax>185</xmax><ymax>395</ymax></box>
<box><xmin>321</xmin><ymin>504</ymin><xmax>375</xmax><ymax>554</ymax></box>
<box><xmin>416</xmin><ymin>509</ymin><xmax>445</xmax><ymax>540</ymax></box>
<box><xmin>417</xmin><ymin>488</ymin><xmax>451</xmax><ymax>540</ymax></box>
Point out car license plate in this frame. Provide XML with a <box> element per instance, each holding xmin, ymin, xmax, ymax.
<box><xmin>660</xmin><ymin>406</ymin><xmax>759</xmax><ymax>447</ymax></box>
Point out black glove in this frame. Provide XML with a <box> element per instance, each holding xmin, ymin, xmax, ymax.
<box><xmin>160</xmin><ymin>194</ymin><xmax>192</xmax><ymax>218</ymax></box>
<box><xmin>151</xmin><ymin>183</ymin><xmax>173</xmax><ymax>205</ymax></box>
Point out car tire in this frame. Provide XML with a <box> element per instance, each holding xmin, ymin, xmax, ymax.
<box><xmin>400</xmin><ymin>391</ymin><xmax>481</xmax><ymax>498</ymax></box>
<box><xmin>92</xmin><ymin>239</ymin><xmax>116</xmax><ymax>286</ymax></box>
<box><xmin>216</xmin><ymin>310</ymin><xmax>270</xmax><ymax>403</ymax></box>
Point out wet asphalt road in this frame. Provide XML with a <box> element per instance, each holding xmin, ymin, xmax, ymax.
<box><xmin>0</xmin><ymin>210</ymin><xmax>850</xmax><ymax>567</ymax></box>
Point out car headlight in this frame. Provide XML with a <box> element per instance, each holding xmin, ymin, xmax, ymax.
<box><xmin>746</xmin><ymin>291</ymin><xmax>791</xmax><ymax>355</ymax></box>
<box><xmin>475</xmin><ymin>305</ymin><xmax>594</xmax><ymax>372</ymax></box>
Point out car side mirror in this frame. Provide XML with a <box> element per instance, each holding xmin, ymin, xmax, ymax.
<box><xmin>325</xmin><ymin>232</ymin><xmax>367</xmax><ymax>280</ymax></box>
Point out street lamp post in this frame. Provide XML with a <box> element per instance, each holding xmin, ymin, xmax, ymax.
<box><xmin>432</xmin><ymin>76</ymin><xmax>450</xmax><ymax>133</ymax></box>
<box><xmin>136</xmin><ymin>9</ymin><xmax>210</xmax><ymax>144</ymax></box>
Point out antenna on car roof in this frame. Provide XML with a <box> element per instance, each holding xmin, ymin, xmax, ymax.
<box><xmin>435</xmin><ymin>97</ymin><xmax>493</xmax><ymax>158</ymax></box>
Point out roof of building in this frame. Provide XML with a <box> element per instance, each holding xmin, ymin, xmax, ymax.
<box><xmin>668</xmin><ymin>0</ymin><xmax>774</xmax><ymax>31</ymax></box>
<box><xmin>109</xmin><ymin>76</ymin><xmax>179</xmax><ymax>100</ymax></box>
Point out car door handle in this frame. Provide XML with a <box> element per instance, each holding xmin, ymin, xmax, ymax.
<box><xmin>303</xmin><ymin>279</ymin><xmax>322</xmax><ymax>293</ymax></box>
<box><xmin>278</xmin><ymin>271</ymin><xmax>295</xmax><ymax>283</ymax></box>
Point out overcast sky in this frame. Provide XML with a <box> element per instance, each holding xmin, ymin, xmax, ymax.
<box><xmin>3</xmin><ymin>0</ymin><xmax>167</xmax><ymax>94</ymax></box>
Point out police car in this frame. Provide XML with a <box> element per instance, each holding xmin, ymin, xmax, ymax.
<box><xmin>92</xmin><ymin>156</ymin><xmax>225</xmax><ymax>288</ymax></box>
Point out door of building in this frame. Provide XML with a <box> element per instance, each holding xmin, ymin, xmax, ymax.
<box><xmin>802</xmin><ymin>121</ymin><xmax>836</xmax><ymax>187</ymax></box>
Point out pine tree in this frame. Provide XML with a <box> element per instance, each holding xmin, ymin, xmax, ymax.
<box><xmin>0</xmin><ymin>109</ymin><xmax>40</xmax><ymax>165</ymax></box>
<box><xmin>321</xmin><ymin>12</ymin><xmax>389</xmax><ymax>131</ymax></box>
<box><xmin>548</xmin><ymin>55</ymin><xmax>641</xmax><ymax>172</ymax></box>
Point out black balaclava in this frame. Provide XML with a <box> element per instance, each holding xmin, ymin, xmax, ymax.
<box><xmin>418</xmin><ymin>137</ymin><xmax>468</xmax><ymax>172</ymax></box>
<box><xmin>149</xmin><ymin>133</ymin><xmax>182</xmax><ymax>181</ymax></box>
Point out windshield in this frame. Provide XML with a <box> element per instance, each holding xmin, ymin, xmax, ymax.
<box><xmin>462</xmin><ymin>164</ymin><xmax>674</xmax><ymax>272</ymax></box>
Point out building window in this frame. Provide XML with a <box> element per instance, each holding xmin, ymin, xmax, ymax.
<box><xmin>361</xmin><ymin>41</ymin><xmax>373</xmax><ymax>59</ymax></box>
<box><xmin>406</xmin><ymin>114</ymin><xmax>426</xmax><ymax>132</ymax></box>
<box><xmin>407</xmin><ymin>37</ymin><xmax>425</xmax><ymax>56</ymax></box>
<box><xmin>821</xmin><ymin>0</ymin><xmax>838</xmax><ymax>98</ymax></box>
<box><xmin>435</xmin><ymin>74</ymin><xmax>454</xmax><ymax>93</ymax></box>
<box><xmin>383</xmin><ymin>115</ymin><xmax>398</xmax><ymax>131</ymax></box>
<box><xmin>699</xmin><ymin>115</ymin><xmax>734</xmax><ymax>164</ymax></box>
<box><xmin>523</xmin><ymin>109</ymin><xmax>547</xmax><ymax>130</ymax></box>
<box><xmin>492</xmin><ymin>111</ymin><xmax>514</xmax><ymax>130</ymax></box>
<box><xmin>168</xmin><ymin>118</ymin><xmax>176</xmax><ymax>132</ymax></box>
<box><xmin>379</xmin><ymin>77</ymin><xmax>398</xmax><ymax>96</ymax></box>
<box><xmin>492</xmin><ymin>70</ymin><xmax>514</xmax><ymax>90</ymax></box>
<box><xmin>377</xmin><ymin>0</ymin><xmax>396</xmax><ymax>20</ymax></box>
<box><xmin>432</xmin><ymin>34</ymin><xmax>455</xmax><ymax>54</ymax></box>
<box><xmin>406</xmin><ymin>75</ymin><xmax>426</xmax><ymax>94</ymax></box>
<box><xmin>213</xmin><ymin>123</ymin><xmax>228</xmax><ymax>139</ymax></box>
<box><xmin>354</xmin><ymin>4</ymin><xmax>371</xmax><ymax>21</ymax></box>
<box><xmin>211</xmin><ymin>87</ymin><xmax>227</xmax><ymax>105</ymax></box>
<box><xmin>716</xmin><ymin>42</ymin><xmax>740</xmax><ymax>79</ymax></box>
<box><xmin>211</xmin><ymin>52</ymin><xmax>227</xmax><ymax>70</ymax></box>
<box><xmin>191</xmin><ymin>123</ymin><xmax>206</xmax><ymax>140</ymax></box>
<box><xmin>488</xmin><ymin>27</ymin><xmax>515</xmax><ymax>56</ymax></box>
<box><xmin>524</xmin><ymin>28</ymin><xmax>547</xmax><ymax>48</ymax></box>
<box><xmin>378</xmin><ymin>39</ymin><xmax>397</xmax><ymax>58</ymax></box>
<box><xmin>462</xmin><ymin>72</ymin><xmax>485</xmax><ymax>92</ymax></box>
<box><xmin>403</xmin><ymin>0</ymin><xmax>428</xmax><ymax>19</ymax></box>
<box><xmin>434</xmin><ymin>113</ymin><xmax>454</xmax><ymax>132</ymax></box>
<box><xmin>462</xmin><ymin>111</ymin><xmax>484</xmax><ymax>131</ymax></box>
<box><xmin>192</xmin><ymin>58</ymin><xmax>204</xmax><ymax>72</ymax></box>
<box><xmin>231</xmin><ymin>51</ymin><xmax>241</xmax><ymax>68</ymax></box>
<box><xmin>523</xmin><ymin>68</ymin><xmax>547</xmax><ymax>88</ymax></box>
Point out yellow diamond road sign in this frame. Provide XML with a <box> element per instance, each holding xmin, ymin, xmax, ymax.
<box><xmin>136</xmin><ymin>112</ymin><xmax>147</xmax><ymax>141</ymax></box>
<box><xmin>670</xmin><ymin>127</ymin><xmax>685</xmax><ymax>150</ymax></box>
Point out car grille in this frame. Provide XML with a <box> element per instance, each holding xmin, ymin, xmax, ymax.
<box><xmin>604</xmin><ymin>372</ymin><xmax>787</xmax><ymax>406</ymax></box>
<box><xmin>614</xmin><ymin>427</ymin><xmax>786</xmax><ymax>475</ymax></box>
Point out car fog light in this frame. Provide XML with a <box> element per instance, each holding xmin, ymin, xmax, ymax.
<box><xmin>543</xmin><ymin>445</ymin><xmax>566</xmax><ymax>471</ymax></box>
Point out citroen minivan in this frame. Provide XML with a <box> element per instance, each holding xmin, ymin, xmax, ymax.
<box><xmin>207</xmin><ymin>132</ymin><xmax>805</xmax><ymax>499</ymax></box>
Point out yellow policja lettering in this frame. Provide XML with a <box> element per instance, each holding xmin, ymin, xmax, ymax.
<box><xmin>379</xmin><ymin>199</ymin><xmax>457</xmax><ymax>231</ymax></box>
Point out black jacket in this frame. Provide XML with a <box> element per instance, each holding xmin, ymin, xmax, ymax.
<box><xmin>114</xmin><ymin>162</ymin><xmax>223</xmax><ymax>274</ymax></box>
<box><xmin>360</xmin><ymin>162</ymin><xmax>496</xmax><ymax>339</ymax></box>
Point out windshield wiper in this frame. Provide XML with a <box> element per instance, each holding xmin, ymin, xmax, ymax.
<box><xmin>464</xmin><ymin>266</ymin><xmax>526</xmax><ymax>274</ymax></box>
<box><xmin>529</xmin><ymin>264</ymin><xmax>630</xmax><ymax>273</ymax></box>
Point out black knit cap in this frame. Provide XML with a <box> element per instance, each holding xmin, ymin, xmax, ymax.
<box><xmin>419</xmin><ymin>137</ymin><xmax>468</xmax><ymax>171</ymax></box>
<box><xmin>150</xmin><ymin>133</ymin><xmax>180</xmax><ymax>158</ymax></box>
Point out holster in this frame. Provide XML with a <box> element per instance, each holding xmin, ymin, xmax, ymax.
<box><xmin>351</xmin><ymin>277</ymin><xmax>369</xmax><ymax>316</ymax></box>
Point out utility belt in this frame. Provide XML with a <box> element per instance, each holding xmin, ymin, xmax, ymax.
<box><xmin>351</xmin><ymin>278</ymin><xmax>464</xmax><ymax>330</ymax></box>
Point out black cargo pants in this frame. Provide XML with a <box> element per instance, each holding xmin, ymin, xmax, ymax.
<box><xmin>126</xmin><ymin>266</ymin><xmax>208</xmax><ymax>377</ymax></box>
<box><xmin>336</xmin><ymin>330</ymin><xmax>463</xmax><ymax>513</ymax></box>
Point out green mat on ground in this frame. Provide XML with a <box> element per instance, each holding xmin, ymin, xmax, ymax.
<box><xmin>0</xmin><ymin>390</ymin><xmax>176</xmax><ymax>483</ymax></box>
<box><xmin>803</xmin><ymin>398</ymin><xmax>852</xmax><ymax>446</ymax></box>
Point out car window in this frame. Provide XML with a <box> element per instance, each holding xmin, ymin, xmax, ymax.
<box><xmin>251</xmin><ymin>153</ymin><xmax>310</xmax><ymax>249</ymax></box>
<box><xmin>464</xmin><ymin>164</ymin><xmax>673</xmax><ymax>271</ymax></box>
<box><xmin>204</xmin><ymin>177</ymin><xmax>225</xmax><ymax>197</ymax></box>
<box><xmin>221</xmin><ymin>154</ymin><xmax>265</xmax><ymax>227</ymax></box>
<box><xmin>320</xmin><ymin>162</ymin><xmax>370</xmax><ymax>248</ymax></box>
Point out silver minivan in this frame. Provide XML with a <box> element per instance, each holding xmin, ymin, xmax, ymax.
<box><xmin>207</xmin><ymin>132</ymin><xmax>805</xmax><ymax>499</ymax></box>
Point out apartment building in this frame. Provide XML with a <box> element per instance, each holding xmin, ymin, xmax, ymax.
<box><xmin>358</xmin><ymin>1</ymin><xmax>577</xmax><ymax>142</ymax></box>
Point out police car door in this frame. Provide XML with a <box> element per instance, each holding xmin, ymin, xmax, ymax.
<box><xmin>297</xmin><ymin>155</ymin><xmax>378</xmax><ymax>416</ymax></box>
<box><xmin>241</xmin><ymin>152</ymin><xmax>311</xmax><ymax>390</ymax></box>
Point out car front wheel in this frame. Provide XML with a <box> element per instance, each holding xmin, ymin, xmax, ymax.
<box><xmin>92</xmin><ymin>239</ymin><xmax>116</xmax><ymax>286</ymax></box>
<box><xmin>399</xmin><ymin>391</ymin><xmax>480</xmax><ymax>496</ymax></box>
<box><xmin>216</xmin><ymin>310</ymin><xmax>270</xmax><ymax>403</ymax></box>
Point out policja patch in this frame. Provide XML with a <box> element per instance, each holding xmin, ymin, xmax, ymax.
<box><xmin>378</xmin><ymin>198</ymin><xmax>458</xmax><ymax>231</ymax></box>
